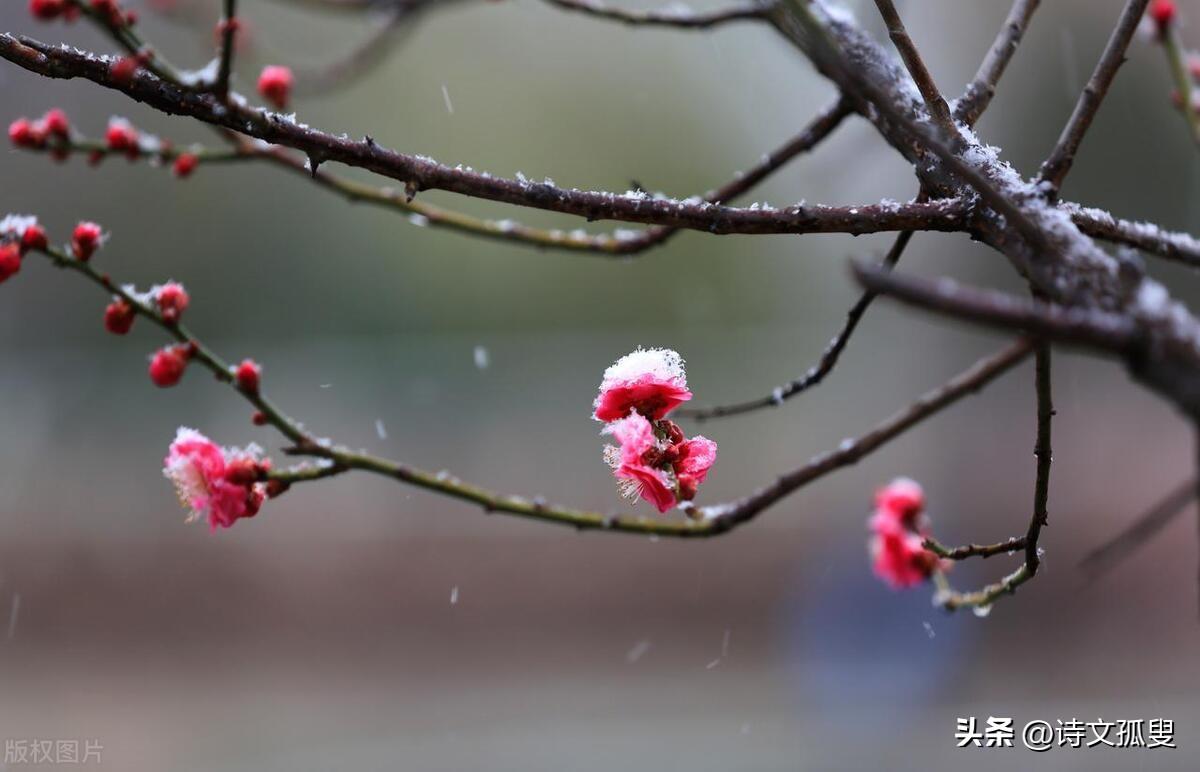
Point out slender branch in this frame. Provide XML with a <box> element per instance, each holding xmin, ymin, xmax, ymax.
<box><xmin>22</xmin><ymin>242</ymin><xmax>1031</xmax><ymax>539</ymax></box>
<box><xmin>935</xmin><ymin>563</ymin><xmax>1032</xmax><ymax>611</ymax></box>
<box><xmin>851</xmin><ymin>261</ymin><xmax>1141</xmax><ymax>354</ymax></box>
<box><xmin>214</xmin><ymin>0</ymin><xmax>238</xmax><ymax>97</ymax></box>
<box><xmin>1025</xmin><ymin>344</ymin><xmax>1053</xmax><ymax>576</ymax></box>
<box><xmin>291</xmin><ymin>7</ymin><xmax>415</xmax><ymax>96</ymax></box>
<box><xmin>872</xmin><ymin>0</ymin><xmax>955</xmax><ymax>135</ymax></box>
<box><xmin>1161</xmin><ymin>20</ymin><xmax>1200</xmax><ymax>145</ymax></box>
<box><xmin>0</xmin><ymin>33</ymin><xmax>966</xmax><ymax>239</ymax></box>
<box><xmin>1038</xmin><ymin>0</ymin><xmax>1151</xmax><ymax>192</ymax></box>
<box><xmin>680</xmin><ymin>225</ymin><xmax>916</xmax><ymax>420</ymax></box>
<box><xmin>540</xmin><ymin>0</ymin><xmax>772</xmax><ymax>29</ymax></box>
<box><xmin>925</xmin><ymin>535</ymin><xmax>1027</xmax><ymax>560</ymax></box>
<box><xmin>954</xmin><ymin>0</ymin><xmax>1042</xmax><ymax>125</ymax></box>
<box><xmin>700</xmin><ymin>338</ymin><xmax>1035</xmax><ymax>532</ymax></box>
<box><xmin>1081</xmin><ymin>477</ymin><xmax>1196</xmax><ymax>577</ymax></box>
<box><xmin>1066</xmin><ymin>203</ymin><xmax>1200</xmax><ymax>268</ymax></box>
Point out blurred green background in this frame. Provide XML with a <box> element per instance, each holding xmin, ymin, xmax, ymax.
<box><xmin>2</xmin><ymin>0</ymin><xmax>1200</xmax><ymax>769</ymax></box>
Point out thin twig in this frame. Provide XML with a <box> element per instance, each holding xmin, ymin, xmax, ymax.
<box><xmin>955</xmin><ymin>0</ymin><xmax>1042</xmax><ymax>124</ymax></box>
<box><xmin>540</xmin><ymin>0</ymin><xmax>772</xmax><ymax>29</ymax></box>
<box><xmin>1161</xmin><ymin>21</ymin><xmax>1200</xmax><ymax>146</ymax></box>
<box><xmin>214</xmin><ymin>0</ymin><xmax>238</xmax><ymax>97</ymax></box>
<box><xmin>872</xmin><ymin>0</ymin><xmax>955</xmax><ymax>135</ymax></box>
<box><xmin>1038</xmin><ymin>0</ymin><xmax>1151</xmax><ymax>192</ymax></box>
<box><xmin>925</xmin><ymin>535</ymin><xmax>1027</xmax><ymax>560</ymax></box>
<box><xmin>680</xmin><ymin>226</ymin><xmax>916</xmax><ymax>420</ymax></box>
<box><xmin>1025</xmin><ymin>344</ymin><xmax>1053</xmax><ymax>576</ymax></box>
<box><xmin>1080</xmin><ymin>477</ymin><xmax>1196</xmax><ymax>577</ymax></box>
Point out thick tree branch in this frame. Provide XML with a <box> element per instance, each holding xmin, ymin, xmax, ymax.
<box><xmin>0</xmin><ymin>33</ymin><xmax>963</xmax><ymax>239</ymax></box>
<box><xmin>852</xmin><ymin>262</ymin><xmax>1141</xmax><ymax>354</ymax></box>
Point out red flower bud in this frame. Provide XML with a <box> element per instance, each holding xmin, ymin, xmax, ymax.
<box><xmin>149</xmin><ymin>345</ymin><xmax>189</xmax><ymax>387</ymax></box>
<box><xmin>172</xmin><ymin>152</ymin><xmax>198</xmax><ymax>178</ymax></box>
<box><xmin>8</xmin><ymin>118</ymin><xmax>43</xmax><ymax>149</ymax></box>
<box><xmin>104</xmin><ymin>117</ymin><xmax>140</xmax><ymax>158</ymax></box>
<box><xmin>224</xmin><ymin>457</ymin><xmax>261</xmax><ymax>486</ymax></box>
<box><xmin>20</xmin><ymin>223</ymin><xmax>48</xmax><ymax>253</ymax></box>
<box><xmin>251</xmin><ymin>410</ymin><xmax>268</xmax><ymax>426</ymax></box>
<box><xmin>103</xmin><ymin>298</ymin><xmax>136</xmax><ymax>335</ymax></box>
<box><xmin>155</xmin><ymin>282</ymin><xmax>189</xmax><ymax>323</ymax></box>
<box><xmin>41</xmin><ymin>108</ymin><xmax>70</xmax><ymax>139</ymax></box>
<box><xmin>235</xmin><ymin>359</ymin><xmax>261</xmax><ymax>393</ymax></box>
<box><xmin>29</xmin><ymin>0</ymin><xmax>67</xmax><ymax>20</ymax></box>
<box><xmin>0</xmin><ymin>243</ymin><xmax>22</xmax><ymax>284</ymax></box>
<box><xmin>71</xmin><ymin>221</ymin><xmax>103</xmax><ymax>261</ymax></box>
<box><xmin>110</xmin><ymin>55</ymin><xmax>140</xmax><ymax>85</ymax></box>
<box><xmin>1150</xmin><ymin>0</ymin><xmax>1177</xmax><ymax>35</ymax></box>
<box><xmin>256</xmin><ymin>65</ymin><xmax>294</xmax><ymax>110</ymax></box>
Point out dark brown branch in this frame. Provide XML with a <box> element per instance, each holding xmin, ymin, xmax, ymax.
<box><xmin>541</xmin><ymin>0</ymin><xmax>771</xmax><ymax>29</ymax></box>
<box><xmin>872</xmin><ymin>0</ymin><xmax>955</xmax><ymax>135</ymax></box>
<box><xmin>1038</xmin><ymin>0</ymin><xmax>1150</xmax><ymax>192</ymax></box>
<box><xmin>955</xmin><ymin>0</ymin><xmax>1042</xmax><ymax>124</ymax></box>
<box><xmin>1067</xmin><ymin>204</ymin><xmax>1200</xmax><ymax>268</ymax></box>
<box><xmin>1025</xmin><ymin>344</ymin><xmax>1053</xmax><ymax>575</ymax></box>
<box><xmin>925</xmin><ymin>535</ymin><xmax>1027</xmax><ymax>560</ymax></box>
<box><xmin>0</xmin><ymin>34</ymin><xmax>966</xmax><ymax>238</ymax></box>
<box><xmin>214</xmin><ymin>0</ymin><xmax>238</xmax><ymax>97</ymax></box>
<box><xmin>852</xmin><ymin>262</ymin><xmax>1141</xmax><ymax>354</ymax></box>
<box><xmin>1081</xmin><ymin>478</ymin><xmax>1196</xmax><ymax>577</ymax></box>
<box><xmin>703</xmin><ymin>338</ymin><xmax>1036</xmax><ymax>532</ymax></box>
<box><xmin>680</xmin><ymin>226</ymin><xmax>916</xmax><ymax>420</ymax></box>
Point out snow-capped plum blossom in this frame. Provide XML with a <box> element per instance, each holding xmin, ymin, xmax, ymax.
<box><xmin>867</xmin><ymin>478</ymin><xmax>939</xmax><ymax>589</ymax></box>
<box><xmin>601</xmin><ymin>411</ymin><xmax>717</xmax><ymax>513</ymax></box>
<box><xmin>593</xmin><ymin>347</ymin><xmax>693</xmax><ymax>422</ymax></box>
<box><xmin>163</xmin><ymin>427</ymin><xmax>270</xmax><ymax>531</ymax></box>
<box><xmin>594</xmin><ymin>348</ymin><xmax>716</xmax><ymax>512</ymax></box>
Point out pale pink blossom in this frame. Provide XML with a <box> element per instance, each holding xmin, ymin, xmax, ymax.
<box><xmin>603</xmin><ymin>413</ymin><xmax>717</xmax><ymax>512</ymax></box>
<box><xmin>593</xmin><ymin>347</ymin><xmax>692</xmax><ymax>422</ymax></box>
<box><xmin>163</xmin><ymin>427</ymin><xmax>268</xmax><ymax>531</ymax></box>
<box><xmin>604</xmin><ymin>412</ymin><xmax>676</xmax><ymax>513</ymax></box>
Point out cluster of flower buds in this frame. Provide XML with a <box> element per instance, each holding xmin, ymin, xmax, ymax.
<box><xmin>163</xmin><ymin>428</ymin><xmax>274</xmax><ymax>531</ymax></box>
<box><xmin>867</xmin><ymin>478</ymin><xmax>942</xmax><ymax>589</ymax></box>
<box><xmin>8</xmin><ymin>108</ymin><xmax>72</xmax><ymax>158</ymax></box>
<box><xmin>9</xmin><ymin>109</ymin><xmax>203</xmax><ymax>178</ymax></box>
<box><xmin>0</xmin><ymin>215</ymin><xmax>49</xmax><ymax>283</ymax></box>
<box><xmin>593</xmin><ymin>348</ymin><xmax>717</xmax><ymax>514</ymax></box>
<box><xmin>30</xmin><ymin>0</ymin><xmax>136</xmax><ymax>26</ymax></box>
<box><xmin>257</xmin><ymin>65</ymin><xmax>294</xmax><ymax>110</ymax></box>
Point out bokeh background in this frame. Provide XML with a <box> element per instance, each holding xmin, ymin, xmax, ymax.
<box><xmin>2</xmin><ymin>0</ymin><xmax>1200</xmax><ymax>769</ymax></box>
